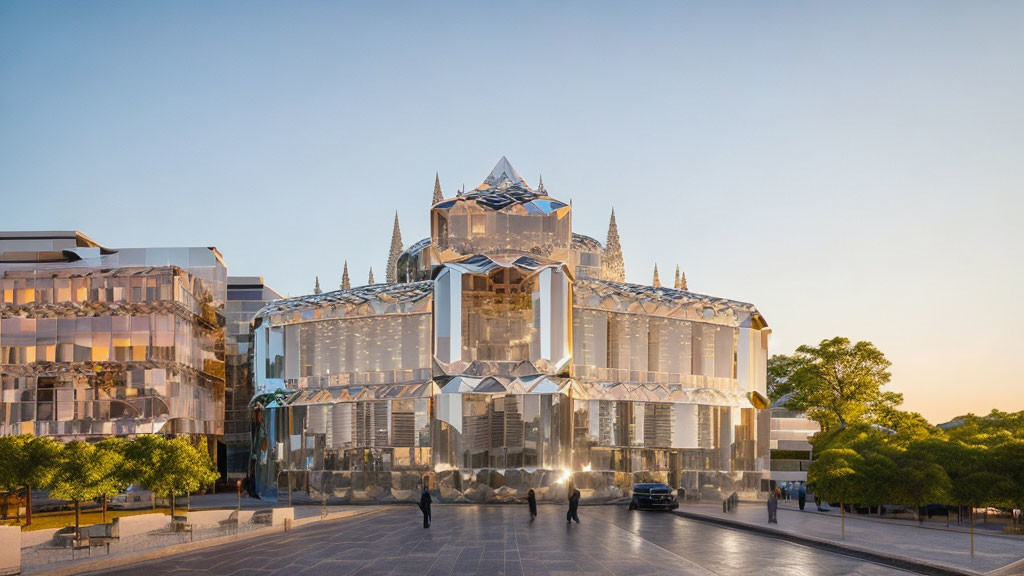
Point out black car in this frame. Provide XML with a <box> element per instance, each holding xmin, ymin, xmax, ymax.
<box><xmin>629</xmin><ymin>483</ymin><xmax>680</xmax><ymax>511</ymax></box>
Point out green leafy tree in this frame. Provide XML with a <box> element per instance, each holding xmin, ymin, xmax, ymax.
<box><xmin>0</xmin><ymin>435</ymin><xmax>61</xmax><ymax>525</ymax></box>
<box><xmin>49</xmin><ymin>441</ymin><xmax>123</xmax><ymax>535</ymax></box>
<box><xmin>0</xmin><ymin>435</ymin><xmax>25</xmax><ymax>520</ymax></box>
<box><xmin>767</xmin><ymin>354</ymin><xmax>807</xmax><ymax>402</ymax></box>
<box><xmin>888</xmin><ymin>450</ymin><xmax>951</xmax><ymax>523</ymax></box>
<box><xmin>808</xmin><ymin>448</ymin><xmax>864</xmax><ymax>539</ymax></box>
<box><xmin>20</xmin><ymin>436</ymin><xmax>61</xmax><ymax>526</ymax></box>
<box><xmin>785</xmin><ymin>337</ymin><xmax>894</xmax><ymax>432</ymax></box>
<box><xmin>146</xmin><ymin>437</ymin><xmax>218</xmax><ymax>517</ymax></box>
<box><xmin>867</xmin><ymin>393</ymin><xmax>934</xmax><ymax>440</ymax></box>
<box><xmin>95</xmin><ymin>438</ymin><xmax>132</xmax><ymax>522</ymax></box>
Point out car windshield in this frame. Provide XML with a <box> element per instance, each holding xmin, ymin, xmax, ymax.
<box><xmin>633</xmin><ymin>486</ymin><xmax>650</xmax><ymax>494</ymax></box>
<box><xmin>650</xmin><ymin>486</ymin><xmax>671</xmax><ymax>494</ymax></box>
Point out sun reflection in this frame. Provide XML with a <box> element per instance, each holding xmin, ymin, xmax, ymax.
<box><xmin>582</xmin><ymin>463</ymin><xmax>592</xmax><ymax>472</ymax></box>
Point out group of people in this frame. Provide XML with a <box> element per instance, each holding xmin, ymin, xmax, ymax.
<box><xmin>766</xmin><ymin>483</ymin><xmax>809</xmax><ymax>523</ymax></box>
<box><xmin>417</xmin><ymin>484</ymin><xmax>582</xmax><ymax>528</ymax></box>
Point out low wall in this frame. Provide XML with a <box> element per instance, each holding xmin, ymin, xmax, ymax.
<box><xmin>115</xmin><ymin>513</ymin><xmax>169</xmax><ymax>537</ymax></box>
<box><xmin>21</xmin><ymin>527</ymin><xmax>59</xmax><ymax>549</ymax></box>
<box><xmin>270</xmin><ymin>508</ymin><xmax>293</xmax><ymax>526</ymax></box>
<box><xmin>185</xmin><ymin>510</ymin><xmax>255</xmax><ymax>527</ymax></box>
<box><xmin>0</xmin><ymin>525</ymin><xmax>20</xmax><ymax>576</ymax></box>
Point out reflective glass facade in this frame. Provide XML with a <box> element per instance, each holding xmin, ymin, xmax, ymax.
<box><xmin>225</xmin><ymin>276</ymin><xmax>281</xmax><ymax>479</ymax></box>
<box><xmin>252</xmin><ymin>158</ymin><xmax>770</xmax><ymax>503</ymax></box>
<box><xmin>0</xmin><ymin>232</ymin><xmax>227</xmax><ymax>443</ymax></box>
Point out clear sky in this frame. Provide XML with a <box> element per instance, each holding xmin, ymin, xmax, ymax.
<box><xmin>1</xmin><ymin>1</ymin><xmax>1021</xmax><ymax>424</ymax></box>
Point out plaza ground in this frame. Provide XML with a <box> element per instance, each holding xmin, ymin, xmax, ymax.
<box><xmin>92</xmin><ymin>505</ymin><xmax>919</xmax><ymax>576</ymax></box>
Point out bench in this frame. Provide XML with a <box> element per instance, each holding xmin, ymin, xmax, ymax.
<box><xmin>171</xmin><ymin>515</ymin><xmax>193</xmax><ymax>541</ymax></box>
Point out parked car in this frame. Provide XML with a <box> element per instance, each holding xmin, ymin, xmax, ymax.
<box><xmin>629</xmin><ymin>483</ymin><xmax>680</xmax><ymax>511</ymax></box>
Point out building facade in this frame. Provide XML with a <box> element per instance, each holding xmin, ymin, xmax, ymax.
<box><xmin>763</xmin><ymin>393</ymin><xmax>820</xmax><ymax>490</ymax></box>
<box><xmin>224</xmin><ymin>276</ymin><xmax>281</xmax><ymax>480</ymax></box>
<box><xmin>251</xmin><ymin>158</ymin><xmax>770</xmax><ymax>503</ymax></box>
<box><xmin>0</xmin><ymin>232</ymin><xmax>227</xmax><ymax>455</ymax></box>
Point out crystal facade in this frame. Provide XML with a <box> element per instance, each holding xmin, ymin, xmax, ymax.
<box><xmin>224</xmin><ymin>276</ymin><xmax>281</xmax><ymax>479</ymax></box>
<box><xmin>0</xmin><ymin>232</ymin><xmax>227</xmax><ymax>451</ymax></box>
<box><xmin>251</xmin><ymin>158</ymin><xmax>770</xmax><ymax>503</ymax></box>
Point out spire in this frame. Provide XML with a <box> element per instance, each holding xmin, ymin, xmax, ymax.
<box><xmin>652</xmin><ymin>264</ymin><xmax>661</xmax><ymax>288</ymax></box>
<box><xmin>601</xmin><ymin>208</ymin><xmax>625</xmax><ymax>282</ymax></box>
<box><xmin>313</xmin><ymin>276</ymin><xmax>322</xmax><ymax>295</ymax></box>
<box><xmin>480</xmin><ymin>156</ymin><xmax>526</xmax><ymax>189</ymax></box>
<box><xmin>674</xmin><ymin>265</ymin><xmax>681</xmax><ymax>290</ymax></box>
<box><xmin>385</xmin><ymin>212</ymin><xmax>404</xmax><ymax>283</ymax></box>
<box><xmin>432</xmin><ymin>172</ymin><xmax>443</xmax><ymax>204</ymax></box>
<box><xmin>537</xmin><ymin>174</ymin><xmax>545</xmax><ymax>193</ymax></box>
<box><xmin>341</xmin><ymin>261</ymin><xmax>350</xmax><ymax>290</ymax></box>
<box><xmin>679</xmin><ymin>271</ymin><xmax>688</xmax><ymax>291</ymax></box>
<box><xmin>368</xmin><ymin>267</ymin><xmax>375</xmax><ymax>285</ymax></box>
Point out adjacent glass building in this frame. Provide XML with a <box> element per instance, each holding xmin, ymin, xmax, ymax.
<box><xmin>224</xmin><ymin>276</ymin><xmax>282</xmax><ymax>480</ymax></box>
<box><xmin>251</xmin><ymin>158</ymin><xmax>771</xmax><ymax>503</ymax></box>
<box><xmin>0</xmin><ymin>231</ymin><xmax>227</xmax><ymax>455</ymax></box>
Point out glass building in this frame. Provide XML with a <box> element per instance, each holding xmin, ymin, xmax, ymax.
<box><xmin>224</xmin><ymin>276</ymin><xmax>282</xmax><ymax>480</ymax></box>
<box><xmin>251</xmin><ymin>158</ymin><xmax>771</xmax><ymax>503</ymax></box>
<box><xmin>0</xmin><ymin>231</ymin><xmax>227</xmax><ymax>455</ymax></box>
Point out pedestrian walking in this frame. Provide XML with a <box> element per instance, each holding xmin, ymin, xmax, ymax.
<box><xmin>419</xmin><ymin>486</ymin><xmax>432</xmax><ymax>529</ymax></box>
<box><xmin>767</xmin><ymin>489</ymin><xmax>779</xmax><ymax>524</ymax></box>
<box><xmin>566</xmin><ymin>488</ymin><xmax>581</xmax><ymax>524</ymax></box>
<box><xmin>797</xmin><ymin>484</ymin><xmax>806</xmax><ymax>511</ymax></box>
<box><xmin>527</xmin><ymin>488</ymin><xmax>537</xmax><ymax>521</ymax></box>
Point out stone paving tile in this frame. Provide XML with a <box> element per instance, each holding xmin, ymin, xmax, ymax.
<box><xmin>94</xmin><ymin>505</ymin><xmax>920</xmax><ymax>576</ymax></box>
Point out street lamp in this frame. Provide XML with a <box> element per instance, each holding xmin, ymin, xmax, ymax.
<box><xmin>236</xmin><ymin>479</ymin><xmax>242</xmax><ymax>512</ymax></box>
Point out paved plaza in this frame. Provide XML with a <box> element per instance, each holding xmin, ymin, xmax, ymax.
<box><xmin>679</xmin><ymin>502</ymin><xmax>1024</xmax><ymax>574</ymax></box>
<box><xmin>95</xmin><ymin>505</ymin><xmax>915</xmax><ymax>576</ymax></box>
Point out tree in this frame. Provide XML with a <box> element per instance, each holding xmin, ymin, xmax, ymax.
<box><xmin>766</xmin><ymin>354</ymin><xmax>808</xmax><ymax>402</ymax></box>
<box><xmin>20</xmin><ymin>436</ymin><xmax>61</xmax><ymax>526</ymax></box>
<box><xmin>808</xmin><ymin>448</ymin><xmax>864</xmax><ymax>539</ymax></box>
<box><xmin>888</xmin><ymin>448</ymin><xmax>951</xmax><ymax>524</ymax></box>
<box><xmin>96</xmin><ymin>438</ymin><xmax>133</xmax><ymax>522</ymax></box>
<box><xmin>784</xmin><ymin>337</ymin><xmax>893</xmax><ymax>432</ymax></box>
<box><xmin>0</xmin><ymin>435</ymin><xmax>25</xmax><ymax>520</ymax></box>
<box><xmin>0</xmin><ymin>435</ymin><xmax>61</xmax><ymax>525</ymax></box>
<box><xmin>49</xmin><ymin>441</ymin><xmax>123</xmax><ymax>535</ymax></box>
<box><xmin>146</xmin><ymin>437</ymin><xmax>218</xmax><ymax>517</ymax></box>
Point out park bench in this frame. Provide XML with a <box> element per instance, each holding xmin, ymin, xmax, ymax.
<box><xmin>171</xmin><ymin>515</ymin><xmax>193</xmax><ymax>540</ymax></box>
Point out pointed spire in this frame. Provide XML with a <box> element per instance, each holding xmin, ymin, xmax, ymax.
<box><xmin>341</xmin><ymin>261</ymin><xmax>351</xmax><ymax>290</ymax></box>
<box><xmin>652</xmin><ymin>264</ymin><xmax>661</xmax><ymax>287</ymax></box>
<box><xmin>368</xmin><ymin>267</ymin><xmax>375</xmax><ymax>285</ymax></box>
<box><xmin>674</xmin><ymin>265</ymin><xmax>681</xmax><ymax>290</ymax></box>
<box><xmin>537</xmin><ymin>174</ymin><xmax>545</xmax><ymax>193</ymax></box>
<box><xmin>313</xmin><ymin>276</ymin><xmax>322</xmax><ymax>295</ymax></box>
<box><xmin>432</xmin><ymin>172</ymin><xmax>443</xmax><ymax>204</ymax></box>
<box><xmin>601</xmin><ymin>208</ymin><xmax>625</xmax><ymax>282</ymax></box>
<box><xmin>386</xmin><ymin>212</ymin><xmax>404</xmax><ymax>283</ymax></box>
<box><xmin>679</xmin><ymin>271</ymin><xmax>688</xmax><ymax>291</ymax></box>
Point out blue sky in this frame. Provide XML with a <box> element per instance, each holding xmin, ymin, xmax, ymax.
<box><xmin>1</xmin><ymin>1</ymin><xmax>1022</xmax><ymax>423</ymax></box>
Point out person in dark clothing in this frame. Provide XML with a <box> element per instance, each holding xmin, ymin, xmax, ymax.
<box><xmin>797</xmin><ymin>484</ymin><xmax>806</xmax><ymax>511</ymax></box>
<box><xmin>527</xmin><ymin>489</ymin><xmax>537</xmax><ymax>521</ymax></box>
<box><xmin>566</xmin><ymin>488</ymin><xmax>581</xmax><ymax>524</ymax></box>
<box><xmin>767</xmin><ymin>490</ymin><xmax>779</xmax><ymax>524</ymax></box>
<box><xmin>419</xmin><ymin>487</ymin><xmax>432</xmax><ymax>528</ymax></box>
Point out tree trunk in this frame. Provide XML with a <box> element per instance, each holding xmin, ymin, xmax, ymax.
<box><xmin>1</xmin><ymin>492</ymin><xmax>8</xmax><ymax>520</ymax></box>
<box><xmin>970</xmin><ymin>508</ymin><xmax>975</xmax><ymax>557</ymax></box>
<box><xmin>170</xmin><ymin>491</ymin><xmax>175</xmax><ymax>517</ymax></box>
<box><xmin>75</xmin><ymin>500</ymin><xmax>81</xmax><ymax>537</ymax></box>
<box><xmin>102</xmin><ymin>494</ymin><xmax>107</xmax><ymax>523</ymax></box>
<box><xmin>26</xmin><ymin>485</ymin><xmax>32</xmax><ymax>526</ymax></box>
<box><xmin>841</xmin><ymin>500</ymin><xmax>845</xmax><ymax>540</ymax></box>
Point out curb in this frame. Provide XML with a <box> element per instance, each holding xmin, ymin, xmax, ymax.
<box><xmin>673</xmin><ymin>509</ymin><xmax>983</xmax><ymax>576</ymax></box>
<box><xmin>26</xmin><ymin>507</ymin><xmax>386</xmax><ymax>576</ymax></box>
